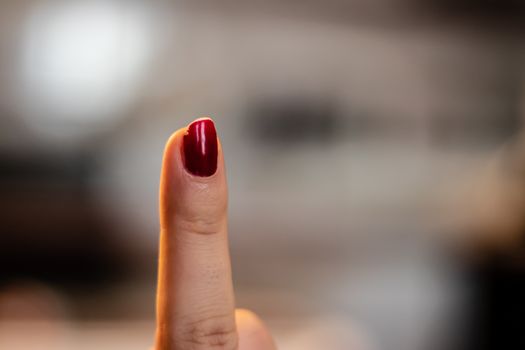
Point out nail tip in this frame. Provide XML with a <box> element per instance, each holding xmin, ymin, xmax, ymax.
<box><xmin>188</xmin><ymin>117</ymin><xmax>215</xmax><ymax>127</ymax></box>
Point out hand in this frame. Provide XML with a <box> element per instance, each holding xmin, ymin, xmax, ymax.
<box><xmin>154</xmin><ymin>118</ymin><xmax>276</xmax><ymax>350</ymax></box>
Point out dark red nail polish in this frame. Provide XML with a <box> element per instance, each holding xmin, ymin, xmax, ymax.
<box><xmin>183</xmin><ymin>118</ymin><xmax>218</xmax><ymax>177</ymax></box>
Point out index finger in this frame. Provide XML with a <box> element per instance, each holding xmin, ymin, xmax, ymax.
<box><xmin>155</xmin><ymin>118</ymin><xmax>237</xmax><ymax>350</ymax></box>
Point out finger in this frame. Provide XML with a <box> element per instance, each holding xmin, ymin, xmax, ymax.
<box><xmin>155</xmin><ymin>118</ymin><xmax>236</xmax><ymax>350</ymax></box>
<box><xmin>236</xmin><ymin>309</ymin><xmax>277</xmax><ymax>350</ymax></box>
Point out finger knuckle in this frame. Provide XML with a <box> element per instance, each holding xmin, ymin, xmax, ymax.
<box><xmin>180</xmin><ymin>314</ymin><xmax>238</xmax><ymax>350</ymax></box>
<box><xmin>177</xmin><ymin>215</ymin><xmax>224</xmax><ymax>236</ymax></box>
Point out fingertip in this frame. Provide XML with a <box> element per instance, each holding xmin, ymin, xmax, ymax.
<box><xmin>235</xmin><ymin>309</ymin><xmax>261</xmax><ymax>323</ymax></box>
<box><xmin>236</xmin><ymin>309</ymin><xmax>277</xmax><ymax>350</ymax></box>
<box><xmin>162</xmin><ymin>118</ymin><xmax>223</xmax><ymax>181</ymax></box>
<box><xmin>159</xmin><ymin>117</ymin><xmax>227</xmax><ymax>231</ymax></box>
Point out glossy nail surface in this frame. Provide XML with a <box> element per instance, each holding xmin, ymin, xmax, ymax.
<box><xmin>183</xmin><ymin>118</ymin><xmax>218</xmax><ymax>177</ymax></box>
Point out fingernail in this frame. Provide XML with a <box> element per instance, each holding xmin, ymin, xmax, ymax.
<box><xmin>183</xmin><ymin>118</ymin><xmax>218</xmax><ymax>177</ymax></box>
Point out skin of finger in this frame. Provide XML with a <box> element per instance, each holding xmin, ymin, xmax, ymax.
<box><xmin>236</xmin><ymin>309</ymin><xmax>277</xmax><ymax>350</ymax></box>
<box><xmin>155</xmin><ymin>127</ymin><xmax>237</xmax><ymax>349</ymax></box>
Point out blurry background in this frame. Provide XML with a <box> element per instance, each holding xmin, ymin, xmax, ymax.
<box><xmin>1</xmin><ymin>0</ymin><xmax>525</xmax><ymax>349</ymax></box>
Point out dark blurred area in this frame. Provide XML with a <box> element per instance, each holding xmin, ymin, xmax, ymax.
<box><xmin>0</xmin><ymin>0</ymin><xmax>525</xmax><ymax>349</ymax></box>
